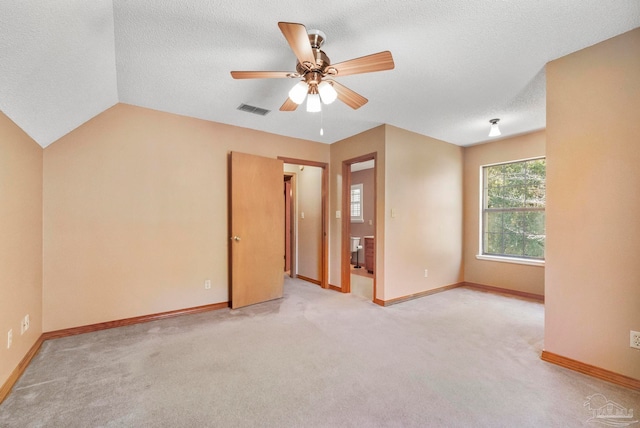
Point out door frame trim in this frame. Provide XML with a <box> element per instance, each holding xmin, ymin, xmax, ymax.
<box><xmin>278</xmin><ymin>157</ymin><xmax>329</xmax><ymax>289</ymax></box>
<box><xmin>341</xmin><ymin>153</ymin><xmax>377</xmax><ymax>299</ymax></box>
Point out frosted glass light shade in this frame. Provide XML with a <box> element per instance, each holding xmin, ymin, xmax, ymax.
<box><xmin>288</xmin><ymin>82</ymin><xmax>308</xmax><ymax>104</ymax></box>
<box><xmin>488</xmin><ymin>120</ymin><xmax>501</xmax><ymax>137</ymax></box>
<box><xmin>318</xmin><ymin>81</ymin><xmax>337</xmax><ymax>104</ymax></box>
<box><xmin>306</xmin><ymin>93</ymin><xmax>321</xmax><ymax>112</ymax></box>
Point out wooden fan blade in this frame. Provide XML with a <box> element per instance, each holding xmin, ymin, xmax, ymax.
<box><xmin>280</xmin><ymin>97</ymin><xmax>299</xmax><ymax>111</ymax></box>
<box><xmin>330</xmin><ymin>80</ymin><xmax>368</xmax><ymax>110</ymax></box>
<box><xmin>231</xmin><ymin>71</ymin><xmax>294</xmax><ymax>79</ymax></box>
<box><xmin>329</xmin><ymin>51</ymin><xmax>395</xmax><ymax>77</ymax></box>
<box><xmin>278</xmin><ymin>22</ymin><xmax>316</xmax><ymax>68</ymax></box>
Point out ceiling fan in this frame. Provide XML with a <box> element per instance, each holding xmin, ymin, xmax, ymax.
<box><xmin>231</xmin><ymin>22</ymin><xmax>395</xmax><ymax>112</ymax></box>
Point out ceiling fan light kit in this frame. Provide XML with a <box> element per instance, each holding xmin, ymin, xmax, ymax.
<box><xmin>231</xmin><ymin>22</ymin><xmax>395</xmax><ymax>112</ymax></box>
<box><xmin>286</xmin><ymin>80</ymin><xmax>336</xmax><ymax>109</ymax></box>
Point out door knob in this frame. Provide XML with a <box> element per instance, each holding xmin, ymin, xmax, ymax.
<box><xmin>231</xmin><ymin>236</ymin><xmax>241</xmax><ymax>241</ymax></box>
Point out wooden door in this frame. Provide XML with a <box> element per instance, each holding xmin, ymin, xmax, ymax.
<box><xmin>230</xmin><ymin>152</ymin><xmax>284</xmax><ymax>309</ymax></box>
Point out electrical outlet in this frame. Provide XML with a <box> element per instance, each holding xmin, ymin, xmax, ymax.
<box><xmin>424</xmin><ymin>269</ymin><xmax>428</xmax><ymax>278</ymax></box>
<box><xmin>7</xmin><ymin>329</ymin><xmax>12</xmax><ymax>349</ymax></box>
<box><xmin>204</xmin><ymin>279</ymin><xmax>211</xmax><ymax>290</ymax></box>
<box><xmin>631</xmin><ymin>330</ymin><xmax>640</xmax><ymax>350</ymax></box>
<box><xmin>21</xmin><ymin>314</ymin><xmax>30</xmax><ymax>334</ymax></box>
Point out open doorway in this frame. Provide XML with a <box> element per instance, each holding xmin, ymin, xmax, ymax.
<box><xmin>341</xmin><ymin>153</ymin><xmax>377</xmax><ymax>301</ymax></box>
<box><xmin>279</xmin><ymin>157</ymin><xmax>328</xmax><ymax>289</ymax></box>
<box><xmin>283</xmin><ymin>174</ymin><xmax>295</xmax><ymax>278</ymax></box>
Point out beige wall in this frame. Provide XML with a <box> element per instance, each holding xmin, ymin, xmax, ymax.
<box><xmin>463</xmin><ymin>131</ymin><xmax>546</xmax><ymax>295</ymax></box>
<box><xmin>545</xmin><ymin>28</ymin><xmax>640</xmax><ymax>379</ymax></box>
<box><xmin>0</xmin><ymin>112</ymin><xmax>43</xmax><ymax>387</ymax></box>
<box><xmin>284</xmin><ymin>164</ymin><xmax>323</xmax><ymax>281</ymax></box>
<box><xmin>43</xmin><ymin>103</ymin><xmax>329</xmax><ymax>331</ymax></box>
<box><xmin>329</xmin><ymin>126</ymin><xmax>386</xmax><ymax>296</ymax></box>
<box><xmin>383</xmin><ymin>125</ymin><xmax>463</xmax><ymax>300</ymax></box>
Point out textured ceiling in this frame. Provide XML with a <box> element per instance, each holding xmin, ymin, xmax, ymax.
<box><xmin>1</xmin><ymin>1</ymin><xmax>639</xmax><ymax>148</ymax></box>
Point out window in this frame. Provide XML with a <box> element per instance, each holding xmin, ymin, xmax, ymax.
<box><xmin>350</xmin><ymin>183</ymin><xmax>364</xmax><ymax>223</ymax></box>
<box><xmin>481</xmin><ymin>158</ymin><xmax>545</xmax><ymax>261</ymax></box>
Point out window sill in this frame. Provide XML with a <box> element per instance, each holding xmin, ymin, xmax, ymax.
<box><xmin>351</xmin><ymin>219</ymin><xmax>364</xmax><ymax>224</ymax></box>
<box><xmin>475</xmin><ymin>254</ymin><xmax>545</xmax><ymax>267</ymax></box>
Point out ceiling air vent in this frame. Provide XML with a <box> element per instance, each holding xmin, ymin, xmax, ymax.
<box><xmin>237</xmin><ymin>103</ymin><xmax>270</xmax><ymax>116</ymax></box>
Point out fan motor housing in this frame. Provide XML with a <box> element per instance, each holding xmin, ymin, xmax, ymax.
<box><xmin>296</xmin><ymin>49</ymin><xmax>331</xmax><ymax>76</ymax></box>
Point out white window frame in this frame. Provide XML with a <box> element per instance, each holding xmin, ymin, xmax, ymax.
<box><xmin>476</xmin><ymin>157</ymin><xmax>545</xmax><ymax>266</ymax></box>
<box><xmin>350</xmin><ymin>183</ymin><xmax>364</xmax><ymax>223</ymax></box>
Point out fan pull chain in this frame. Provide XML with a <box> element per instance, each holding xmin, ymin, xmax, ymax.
<box><xmin>320</xmin><ymin>108</ymin><xmax>324</xmax><ymax>136</ymax></box>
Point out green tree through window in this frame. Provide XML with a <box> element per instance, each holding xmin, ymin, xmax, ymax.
<box><xmin>482</xmin><ymin>158</ymin><xmax>545</xmax><ymax>259</ymax></box>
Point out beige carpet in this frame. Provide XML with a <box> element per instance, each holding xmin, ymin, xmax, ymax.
<box><xmin>1</xmin><ymin>277</ymin><xmax>638</xmax><ymax>427</ymax></box>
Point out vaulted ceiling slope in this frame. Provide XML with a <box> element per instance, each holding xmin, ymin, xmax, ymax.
<box><xmin>1</xmin><ymin>1</ymin><xmax>639</xmax><ymax>148</ymax></box>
